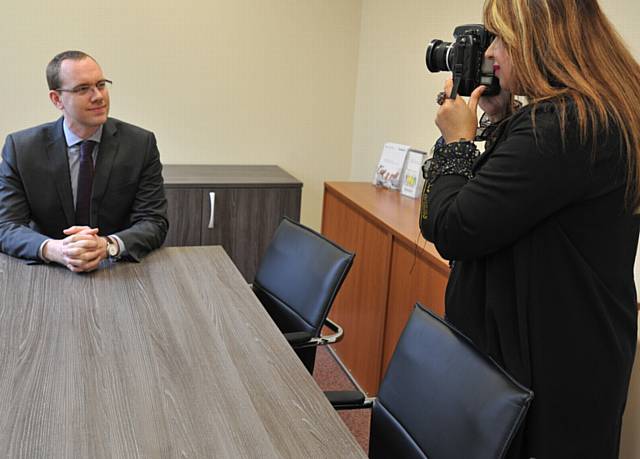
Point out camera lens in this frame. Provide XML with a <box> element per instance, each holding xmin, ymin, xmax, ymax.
<box><xmin>426</xmin><ymin>39</ymin><xmax>453</xmax><ymax>73</ymax></box>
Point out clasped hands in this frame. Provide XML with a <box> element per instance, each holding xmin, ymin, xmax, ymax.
<box><xmin>435</xmin><ymin>78</ymin><xmax>511</xmax><ymax>144</ymax></box>
<box><xmin>43</xmin><ymin>226</ymin><xmax>109</xmax><ymax>273</ymax></box>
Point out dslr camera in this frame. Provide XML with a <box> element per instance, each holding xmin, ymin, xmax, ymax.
<box><xmin>426</xmin><ymin>24</ymin><xmax>500</xmax><ymax>98</ymax></box>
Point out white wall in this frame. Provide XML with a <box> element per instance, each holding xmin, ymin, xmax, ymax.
<box><xmin>350</xmin><ymin>0</ymin><xmax>479</xmax><ymax>181</ymax></box>
<box><xmin>0</xmin><ymin>0</ymin><xmax>363</xmax><ymax>230</ymax></box>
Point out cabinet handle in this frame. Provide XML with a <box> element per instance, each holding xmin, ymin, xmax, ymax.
<box><xmin>208</xmin><ymin>192</ymin><xmax>216</xmax><ymax>229</ymax></box>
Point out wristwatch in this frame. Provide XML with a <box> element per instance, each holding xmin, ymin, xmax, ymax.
<box><xmin>105</xmin><ymin>237</ymin><xmax>119</xmax><ymax>259</ymax></box>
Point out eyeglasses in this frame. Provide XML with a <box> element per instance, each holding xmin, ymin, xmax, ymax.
<box><xmin>55</xmin><ymin>79</ymin><xmax>112</xmax><ymax>96</ymax></box>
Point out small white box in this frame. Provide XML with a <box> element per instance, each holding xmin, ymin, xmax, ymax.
<box><xmin>400</xmin><ymin>149</ymin><xmax>427</xmax><ymax>199</ymax></box>
<box><xmin>373</xmin><ymin>143</ymin><xmax>410</xmax><ymax>190</ymax></box>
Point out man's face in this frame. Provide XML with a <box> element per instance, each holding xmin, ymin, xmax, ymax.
<box><xmin>49</xmin><ymin>57</ymin><xmax>110</xmax><ymax>137</ymax></box>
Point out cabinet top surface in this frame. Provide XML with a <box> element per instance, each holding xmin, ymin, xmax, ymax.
<box><xmin>163</xmin><ymin>164</ymin><xmax>302</xmax><ymax>187</ymax></box>
<box><xmin>324</xmin><ymin>181</ymin><xmax>447</xmax><ymax>269</ymax></box>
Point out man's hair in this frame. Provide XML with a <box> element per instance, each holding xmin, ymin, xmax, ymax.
<box><xmin>46</xmin><ymin>50</ymin><xmax>96</xmax><ymax>90</ymax></box>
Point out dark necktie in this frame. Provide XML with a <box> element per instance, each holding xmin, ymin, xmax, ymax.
<box><xmin>75</xmin><ymin>140</ymin><xmax>96</xmax><ymax>226</ymax></box>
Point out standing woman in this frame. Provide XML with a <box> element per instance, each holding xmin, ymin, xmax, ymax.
<box><xmin>421</xmin><ymin>0</ymin><xmax>640</xmax><ymax>457</ymax></box>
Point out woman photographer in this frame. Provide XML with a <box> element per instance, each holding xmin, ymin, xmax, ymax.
<box><xmin>421</xmin><ymin>0</ymin><xmax>640</xmax><ymax>457</ymax></box>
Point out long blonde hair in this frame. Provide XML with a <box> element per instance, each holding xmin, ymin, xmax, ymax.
<box><xmin>483</xmin><ymin>0</ymin><xmax>640</xmax><ymax>209</ymax></box>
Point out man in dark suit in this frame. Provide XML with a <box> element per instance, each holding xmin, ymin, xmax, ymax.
<box><xmin>0</xmin><ymin>50</ymin><xmax>168</xmax><ymax>272</ymax></box>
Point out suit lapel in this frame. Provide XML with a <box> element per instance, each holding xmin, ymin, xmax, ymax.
<box><xmin>91</xmin><ymin>119</ymin><xmax>119</xmax><ymax>224</ymax></box>
<box><xmin>46</xmin><ymin>118</ymin><xmax>75</xmax><ymax>227</ymax></box>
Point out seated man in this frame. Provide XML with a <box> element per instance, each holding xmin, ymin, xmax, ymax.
<box><xmin>0</xmin><ymin>50</ymin><xmax>168</xmax><ymax>272</ymax></box>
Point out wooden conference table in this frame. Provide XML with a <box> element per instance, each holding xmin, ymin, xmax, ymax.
<box><xmin>0</xmin><ymin>247</ymin><xmax>365</xmax><ymax>458</ymax></box>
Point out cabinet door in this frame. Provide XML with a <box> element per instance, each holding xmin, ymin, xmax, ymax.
<box><xmin>382</xmin><ymin>238</ymin><xmax>447</xmax><ymax>374</ymax></box>
<box><xmin>322</xmin><ymin>189</ymin><xmax>391</xmax><ymax>395</ymax></box>
<box><xmin>163</xmin><ymin>188</ymin><xmax>202</xmax><ymax>246</ymax></box>
<box><xmin>200</xmin><ymin>187</ymin><xmax>301</xmax><ymax>282</ymax></box>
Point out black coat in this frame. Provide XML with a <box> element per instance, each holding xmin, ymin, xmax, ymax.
<box><xmin>423</xmin><ymin>102</ymin><xmax>639</xmax><ymax>458</ymax></box>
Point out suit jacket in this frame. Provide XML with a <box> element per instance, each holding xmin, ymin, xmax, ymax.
<box><xmin>0</xmin><ymin>117</ymin><xmax>168</xmax><ymax>262</ymax></box>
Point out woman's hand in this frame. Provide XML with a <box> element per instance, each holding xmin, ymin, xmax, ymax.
<box><xmin>436</xmin><ymin>79</ymin><xmax>485</xmax><ymax>144</ymax></box>
<box><xmin>479</xmin><ymin>90</ymin><xmax>512</xmax><ymax>123</ymax></box>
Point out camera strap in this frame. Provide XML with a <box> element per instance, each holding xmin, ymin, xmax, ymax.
<box><xmin>450</xmin><ymin>73</ymin><xmax>462</xmax><ymax>99</ymax></box>
<box><xmin>450</xmin><ymin>49</ymin><xmax>466</xmax><ymax>98</ymax></box>
<box><xmin>449</xmin><ymin>33</ymin><xmax>470</xmax><ymax>99</ymax></box>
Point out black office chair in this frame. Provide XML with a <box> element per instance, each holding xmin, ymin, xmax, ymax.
<box><xmin>328</xmin><ymin>303</ymin><xmax>533</xmax><ymax>459</ymax></box>
<box><xmin>252</xmin><ymin>217</ymin><xmax>355</xmax><ymax>373</ymax></box>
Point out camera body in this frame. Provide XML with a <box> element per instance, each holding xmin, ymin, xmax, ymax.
<box><xmin>426</xmin><ymin>24</ymin><xmax>500</xmax><ymax>97</ymax></box>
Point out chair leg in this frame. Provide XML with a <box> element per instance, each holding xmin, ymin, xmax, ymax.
<box><xmin>295</xmin><ymin>347</ymin><xmax>317</xmax><ymax>373</ymax></box>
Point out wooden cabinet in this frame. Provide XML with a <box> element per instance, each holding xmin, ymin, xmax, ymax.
<box><xmin>163</xmin><ymin>165</ymin><xmax>302</xmax><ymax>282</ymax></box>
<box><xmin>322</xmin><ymin>182</ymin><xmax>449</xmax><ymax>395</ymax></box>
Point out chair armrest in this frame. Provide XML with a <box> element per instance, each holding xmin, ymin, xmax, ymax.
<box><xmin>325</xmin><ymin>390</ymin><xmax>375</xmax><ymax>411</ymax></box>
<box><xmin>289</xmin><ymin>317</ymin><xmax>345</xmax><ymax>349</ymax></box>
<box><xmin>320</xmin><ymin>317</ymin><xmax>344</xmax><ymax>344</ymax></box>
<box><xmin>284</xmin><ymin>331</ymin><xmax>314</xmax><ymax>346</ymax></box>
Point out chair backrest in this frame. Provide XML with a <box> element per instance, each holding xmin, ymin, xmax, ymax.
<box><xmin>253</xmin><ymin>217</ymin><xmax>354</xmax><ymax>339</ymax></box>
<box><xmin>369</xmin><ymin>303</ymin><xmax>533</xmax><ymax>459</ymax></box>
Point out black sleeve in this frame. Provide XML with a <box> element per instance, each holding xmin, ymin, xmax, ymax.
<box><xmin>421</xmin><ymin>106</ymin><xmax>593</xmax><ymax>260</ymax></box>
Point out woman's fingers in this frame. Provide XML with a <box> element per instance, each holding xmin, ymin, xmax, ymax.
<box><xmin>468</xmin><ymin>85</ymin><xmax>486</xmax><ymax>113</ymax></box>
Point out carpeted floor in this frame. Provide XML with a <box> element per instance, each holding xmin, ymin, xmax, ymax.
<box><xmin>313</xmin><ymin>346</ymin><xmax>371</xmax><ymax>454</ymax></box>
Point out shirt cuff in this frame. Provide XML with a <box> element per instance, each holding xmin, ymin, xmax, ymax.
<box><xmin>424</xmin><ymin>140</ymin><xmax>480</xmax><ymax>186</ymax></box>
<box><xmin>110</xmin><ymin>235</ymin><xmax>127</xmax><ymax>258</ymax></box>
<box><xmin>39</xmin><ymin>239</ymin><xmax>51</xmax><ymax>263</ymax></box>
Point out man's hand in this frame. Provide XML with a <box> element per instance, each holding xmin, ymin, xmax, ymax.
<box><xmin>43</xmin><ymin>226</ymin><xmax>108</xmax><ymax>273</ymax></box>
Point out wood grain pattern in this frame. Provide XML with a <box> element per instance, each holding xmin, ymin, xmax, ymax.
<box><xmin>0</xmin><ymin>248</ymin><xmax>364</xmax><ymax>458</ymax></box>
<box><xmin>200</xmin><ymin>187</ymin><xmax>302</xmax><ymax>282</ymax></box>
<box><xmin>162</xmin><ymin>165</ymin><xmax>302</xmax><ymax>283</ymax></box>
<box><xmin>322</xmin><ymin>182</ymin><xmax>449</xmax><ymax>395</ymax></box>
<box><xmin>322</xmin><ymin>190</ymin><xmax>391</xmax><ymax>395</ymax></box>
<box><xmin>323</xmin><ymin>182</ymin><xmax>447</xmax><ymax>273</ymax></box>
<box><xmin>382</xmin><ymin>238</ymin><xmax>448</xmax><ymax>374</ymax></box>
<box><xmin>164</xmin><ymin>188</ymin><xmax>202</xmax><ymax>246</ymax></box>
<box><xmin>162</xmin><ymin>165</ymin><xmax>302</xmax><ymax>188</ymax></box>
